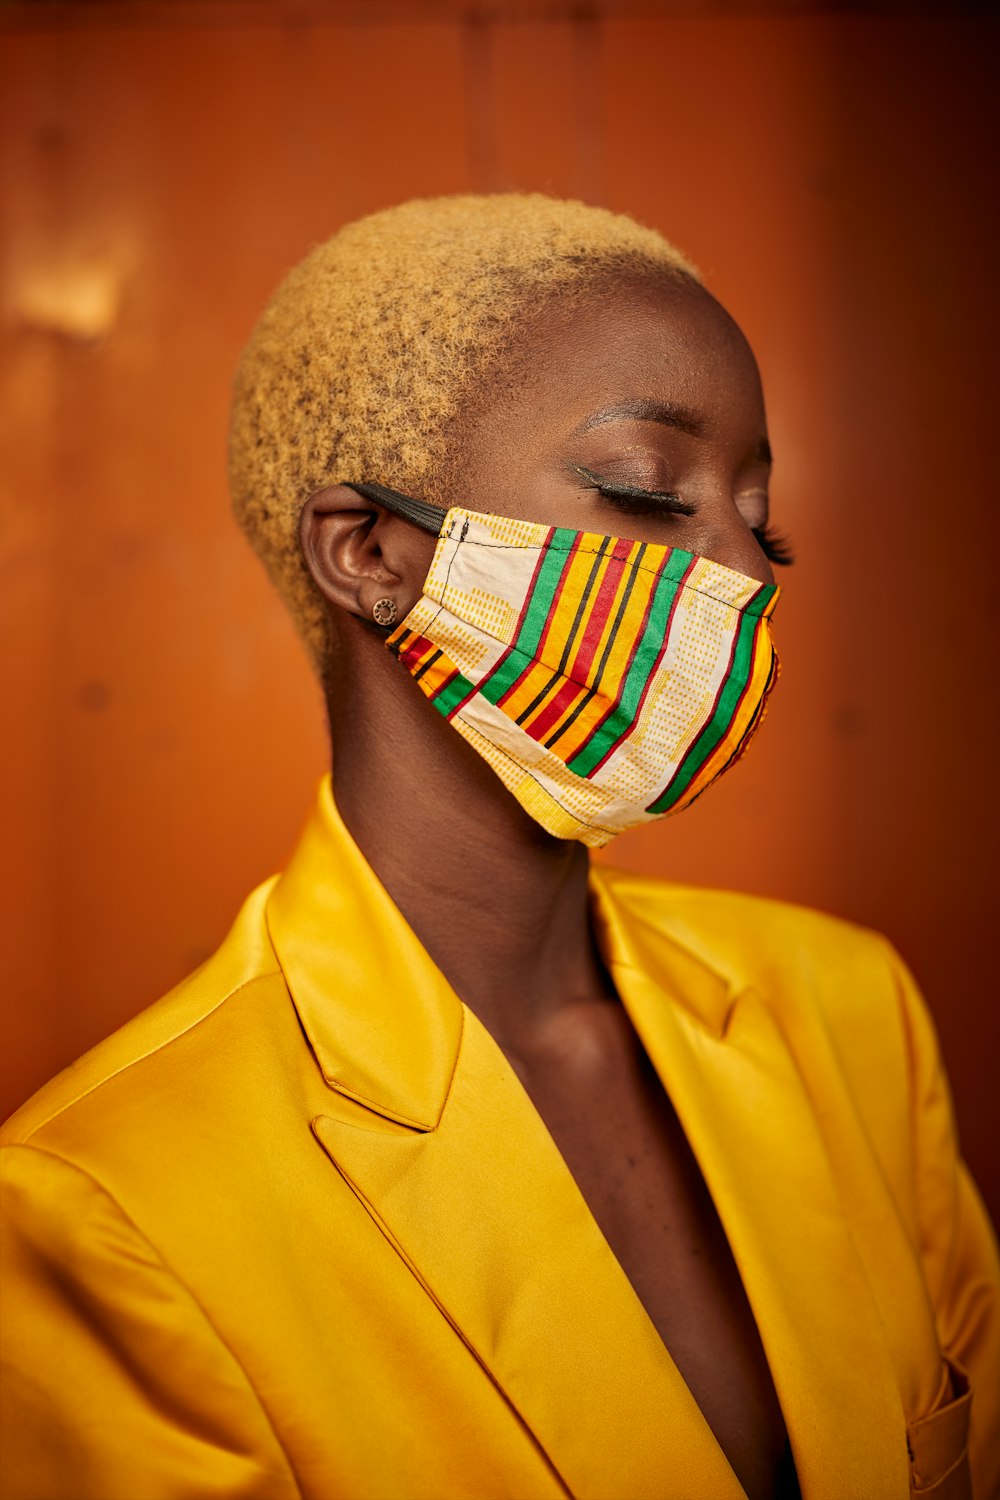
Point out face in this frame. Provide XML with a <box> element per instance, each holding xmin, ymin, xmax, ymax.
<box><xmin>435</xmin><ymin>268</ymin><xmax>780</xmax><ymax>587</ymax></box>
<box><xmin>301</xmin><ymin>268</ymin><xmax>785</xmax><ymax>662</ymax></box>
<box><xmin>300</xmin><ymin>266</ymin><xmax>784</xmax><ymax>848</ymax></box>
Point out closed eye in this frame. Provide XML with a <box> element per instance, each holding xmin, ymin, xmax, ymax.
<box><xmin>576</xmin><ymin>464</ymin><xmax>794</xmax><ymax>565</ymax></box>
<box><xmin>574</xmin><ymin>465</ymin><xmax>695</xmax><ymax>517</ymax></box>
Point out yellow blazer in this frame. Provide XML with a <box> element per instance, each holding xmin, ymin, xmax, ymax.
<box><xmin>2</xmin><ymin>778</ymin><xmax>998</xmax><ymax>1500</ymax></box>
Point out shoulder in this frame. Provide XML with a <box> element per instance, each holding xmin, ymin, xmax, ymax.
<box><xmin>1</xmin><ymin>877</ymin><xmax>285</xmax><ymax>1152</ymax></box>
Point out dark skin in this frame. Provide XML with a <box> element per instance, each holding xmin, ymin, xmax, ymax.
<box><xmin>300</xmin><ymin>270</ymin><xmax>794</xmax><ymax>1500</ymax></box>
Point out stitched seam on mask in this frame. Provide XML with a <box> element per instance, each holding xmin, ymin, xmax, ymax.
<box><xmin>440</xmin><ymin>535</ymin><xmax>772</xmax><ymax>613</ymax></box>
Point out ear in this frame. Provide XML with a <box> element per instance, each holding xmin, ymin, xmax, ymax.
<box><xmin>299</xmin><ymin>485</ymin><xmax>434</xmax><ymax>625</ymax></box>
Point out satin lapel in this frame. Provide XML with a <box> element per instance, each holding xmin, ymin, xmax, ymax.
<box><xmin>314</xmin><ymin>1003</ymin><xmax>746</xmax><ymax>1500</ymax></box>
<box><xmin>266</xmin><ymin>780</ymin><xmax>462</xmax><ymax>1131</ymax></box>
<box><xmin>597</xmin><ymin>911</ymin><xmax>911</xmax><ymax>1500</ymax></box>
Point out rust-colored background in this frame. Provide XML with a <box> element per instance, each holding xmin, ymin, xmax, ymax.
<box><xmin>2</xmin><ymin>1</ymin><xmax>997</xmax><ymax>1222</ymax></box>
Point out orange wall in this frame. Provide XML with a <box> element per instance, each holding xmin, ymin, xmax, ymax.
<box><xmin>2</xmin><ymin>3</ymin><xmax>998</xmax><ymax>1220</ymax></box>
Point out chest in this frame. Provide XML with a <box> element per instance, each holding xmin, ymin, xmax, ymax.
<box><xmin>503</xmin><ymin>1003</ymin><xmax>799</xmax><ymax>1500</ymax></box>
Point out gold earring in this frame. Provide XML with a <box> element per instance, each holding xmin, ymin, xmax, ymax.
<box><xmin>372</xmin><ymin>598</ymin><xmax>398</xmax><ymax>627</ymax></box>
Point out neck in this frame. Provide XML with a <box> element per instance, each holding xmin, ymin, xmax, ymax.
<box><xmin>327</xmin><ymin>648</ymin><xmax>613</xmax><ymax>1048</ymax></box>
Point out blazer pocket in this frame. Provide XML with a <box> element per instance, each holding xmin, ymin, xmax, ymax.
<box><xmin>907</xmin><ymin>1358</ymin><xmax>973</xmax><ymax>1499</ymax></box>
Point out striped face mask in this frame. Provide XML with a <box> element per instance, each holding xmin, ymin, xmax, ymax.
<box><xmin>351</xmin><ymin>484</ymin><xmax>781</xmax><ymax>848</ymax></box>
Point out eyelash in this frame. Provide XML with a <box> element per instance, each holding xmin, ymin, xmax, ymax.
<box><xmin>575</xmin><ymin>466</ymin><xmax>795</xmax><ymax>567</ymax></box>
<box><xmin>576</xmin><ymin>466</ymin><xmax>693</xmax><ymax>517</ymax></box>
<box><xmin>751</xmin><ymin>525</ymin><xmax>795</xmax><ymax>567</ymax></box>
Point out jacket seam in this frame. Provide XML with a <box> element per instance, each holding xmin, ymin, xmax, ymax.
<box><xmin>2</xmin><ymin>1142</ymin><xmax>303</xmax><ymax>1499</ymax></box>
<box><xmin>12</xmin><ymin>969</ymin><xmax>283</xmax><ymax>1144</ymax></box>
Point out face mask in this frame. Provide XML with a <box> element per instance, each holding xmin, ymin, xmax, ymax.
<box><xmin>350</xmin><ymin>483</ymin><xmax>780</xmax><ymax>848</ymax></box>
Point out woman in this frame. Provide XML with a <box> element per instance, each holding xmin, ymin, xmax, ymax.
<box><xmin>2</xmin><ymin>195</ymin><xmax>997</xmax><ymax>1500</ymax></box>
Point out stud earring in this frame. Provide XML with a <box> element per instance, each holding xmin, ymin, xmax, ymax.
<box><xmin>372</xmin><ymin>598</ymin><xmax>398</xmax><ymax>628</ymax></box>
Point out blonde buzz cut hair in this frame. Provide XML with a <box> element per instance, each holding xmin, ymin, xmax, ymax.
<box><xmin>228</xmin><ymin>193</ymin><xmax>697</xmax><ymax>674</ymax></box>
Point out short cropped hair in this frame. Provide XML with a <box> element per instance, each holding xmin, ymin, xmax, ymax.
<box><xmin>228</xmin><ymin>193</ymin><xmax>696</xmax><ymax>673</ymax></box>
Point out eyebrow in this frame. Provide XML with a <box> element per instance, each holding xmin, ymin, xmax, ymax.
<box><xmin>577</xmin><ymin>398</ymin><xmax>706</xmax><ymax>438</ymax></box>
<box><xmin>577</xmin><ymin>397</ymin><xmax>773</xmax><ymax>466</ymax></box>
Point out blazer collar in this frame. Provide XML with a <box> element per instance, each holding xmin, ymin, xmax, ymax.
<box><xmin>265</xmin><ymin>777</ymin><xmax>744</xmax><ymax>1131</ymax></box>
<box><xmin>265</xmin><ymin>776</ymin><xmax>463</xmax><ymax>1131</ymax></box>
<box><xmin>589</xmin><ymin>864</ymin><xmax>743</xmax><ymax>1037</ymax></box>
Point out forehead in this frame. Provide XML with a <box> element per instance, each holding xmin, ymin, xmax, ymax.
<box><xmin>461</xmin><ymin>269</ymin><xmax>765</xmax><ymax>452</ymax></box>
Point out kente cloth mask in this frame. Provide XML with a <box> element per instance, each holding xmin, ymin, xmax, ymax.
<box><xmin>351</xmin><ymin>483</ymin><xmax>781</xmax><ymax>849</ymax></box>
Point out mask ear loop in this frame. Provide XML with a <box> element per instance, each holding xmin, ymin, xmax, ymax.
<box><xmin>347</xmin><ymin>482</ymin><xmax>448</xmax><ymax>536</ymax></box>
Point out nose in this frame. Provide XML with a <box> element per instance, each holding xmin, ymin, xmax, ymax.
<box><xmin>703</xmin><ymin>507</ymin><xmax>775</xmax><ymax>586</ymax></box>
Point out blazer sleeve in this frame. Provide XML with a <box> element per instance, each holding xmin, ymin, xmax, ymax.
<box><xmin>0</xmin><ymin>1144</ymin><xmax>302</xmax><ymax>1500</ymax></box>
<box><xmin>887</xmin><ymin>944</ymin><xmax>1000</xmax><ymax>1500</ymax></box>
